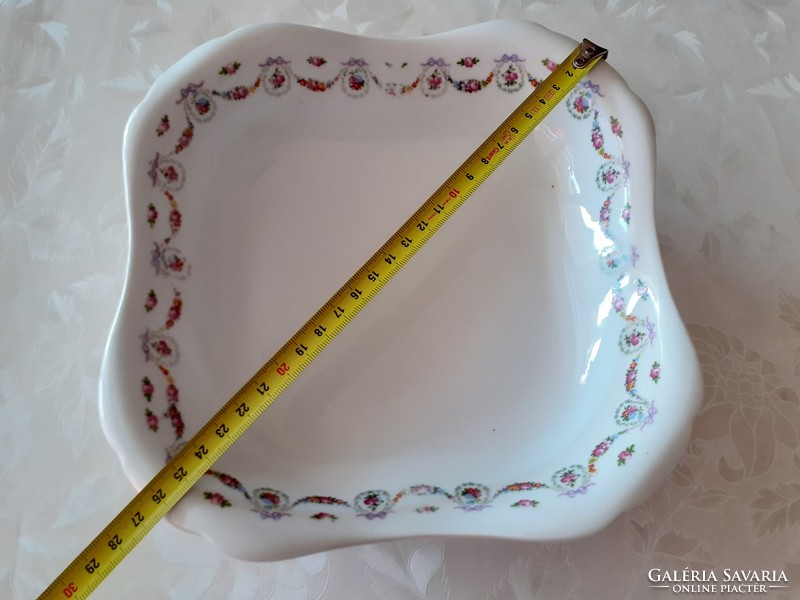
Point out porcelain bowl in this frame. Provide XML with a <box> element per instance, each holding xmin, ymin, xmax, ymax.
<box><xmin>101</xmin><ymin>19</ymin><xmax>703</xmax><ymax>560</ymax></box>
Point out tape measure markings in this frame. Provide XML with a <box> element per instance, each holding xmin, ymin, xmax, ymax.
<box><xmin>39</xmin><ymin>38</ymin><xmax>607</xmax><ymax>600</ymax></box>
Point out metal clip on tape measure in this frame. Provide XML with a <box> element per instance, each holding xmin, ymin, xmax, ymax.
<box><xmin>38</xmin><ymin>38</ymin><xmax>607</xmax><ymax>600</ymax></box>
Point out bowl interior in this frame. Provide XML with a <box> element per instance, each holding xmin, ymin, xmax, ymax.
<box><xmin>100</xmin><ymin>21</ymin><xmax>697</xmax><ymax>560</ymax></box>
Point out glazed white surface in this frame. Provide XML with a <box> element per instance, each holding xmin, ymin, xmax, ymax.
<box><xmin>3</xmin><ymin>2</ymin><xmax>800</xmax><ymax>598</ymax></box>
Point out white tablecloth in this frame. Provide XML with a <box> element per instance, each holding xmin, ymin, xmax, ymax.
<box><xmin>3</xmin><ymin>1</ymin><xmax>800</xmax><ymax>598</ymax></box>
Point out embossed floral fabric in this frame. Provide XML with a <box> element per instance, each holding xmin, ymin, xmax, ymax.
<box><xmin>2</xmin><ymin>1</ymin><xmax>799</xmax><ymax>599</ymax></box>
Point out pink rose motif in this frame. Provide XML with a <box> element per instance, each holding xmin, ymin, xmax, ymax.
<box><xmin>168</xmin><ymin>306</ymin><xmax>180</xmax><ymax>322</ymax></box>
<box><xmin>363</xmin><ymin>494</ymin><xmax>380</xmax><ymax>507</ymax></box>
<box><xmin>348</xmin><ymin>75</ymin><xmax>364</xmax><ymax>91</ymax></box>
<box><xmin>650</xmin><ymin>366</ymin><xmax>661</xmax><ymax>381</ymax></box>
<box><xmin>427</xmin><ymin>75</ymin><xmax>442</xmax><ymax>90</ymax></box>
<box><xmin>560</xmin><ymin>472</ymin><xmax>577</xmax><ymax>485</ymax></box>
<box><xmin>162</xmin><ymin>166</ymin><xmax>179</xmax><ymax>182</ymax></box>
<box><xmin>146</xmin><ymin>412</ymin><xmax>158</xmax><ymax>431</ymax></box>
<box><xmin>611</xmin><ymin>119</ymin><xmax>622</xmax><ymax>135</ymax></box>
<box><xmin>464</xmin><ymin>57</ymin><xmax>474</xmax><ymax>67</ymax></box>
<box><xmin>155</xmin><ymin>340</ymin><xmax>172</xmax><ymax>356</ymax></box>
<box><xmin>231</xmin><ymin>86</ymin><xmax>249</xmax><ymax>100</ymax></box>
<box><xmin>219</xmin><ymin>474</ymin><xmax>240</xmax><ymax>488</ymax></box>
<box><xmin>156</xmin><ymin>120</ymin><xmax>170</xmax><ymax>135</ymax></box>
<box><xmin>147</xmin><ymin>206</ymin><xmax>158</xmax><ymax>224</ymax></box>
<box><xmin>166</xmin><ymin>383</ymin><xmax>179</xmax><ymax>402</ymax></box>
<box><xmin>467</xmin><ymin>80</ymin><xmax>480</xmax><ymax>92</ymax></box>
<box><xmin>627</xmin><ymin>332</ymin><xmax>641</xmax><ymax>347</ymax></box>
<box><xmin>169</xmin><ymin>209</ymin><xmax>181</xmax><ymax>231</ymax></box>
<box><xmin>516</xmin><ymin>499</ymin><xmax>534</xmax><ymax>507</ymax></box>
<box><xmin>622</xmin><ymin>207</ymin><xmax>631</xmax><ymax>221</ymax></box>
<box><xmin>168</xmin><ymin>256</ymin><xmax>184</xmax><ymax>272</ymax></box>
<box><xmin>260</xmin><ymin>492</ymin><xmax>281</xmax><ymax>506</ymax></box>
<box><xmin>463</xmin><ymin>487</ymin><xmax>481</xmax><ymax>499</ymax></box>
<box><xmin>142</xmin><ymin>380</ymin><xmax>154</xmax><ymax>397</ymax></box>
<box><xmin>618</xmin><ymin>450</ymin><xmax>632</xmax><ymax>461</ymax></box>
<box><xmin>144</xmin><ymin>294</ymin><xmax>157</xmax><ymax>312</ymax></box>
<box><xmin>592</xmin><ymin>441</ymin><xmax>609</xmax><ymax>457</ymax></box>
<box><xmin>194</xmin><ymin>98</ymin><xmax>210</xmax><ymax>115</ymax></box>
<box><xmin>600</xmin><ymin>207</ymin><xmax>610</xmax><ymax>222</ymax></box>
<box><xmin>612</xmin><ymin>295</ymin><xmax>625</xmax><ymax>312</ymax></box>
<box><xmin>504</xmin><ymin>70</ymin><xmax>518</xmax><ymax>84</ymax></box>
<box><xmin>209</xmin><ymin>493</ymin><xmax>225</xmax><ymax>506</ymax></box>
<box><xmin>621</xmin><ymin>405</ymin><xmax>639</xmax><ymax>421</ymax></box>
<box><xmin>270</xmin><ymin>73</ymin><xmax>286</xmax><ymax>88</ymax></box>
<box><xmin>302</xmin><ymin>79</ymin><xmax>326</xmax><ymax>92</ymax></box>
<box><xmin>543</xmin><ymin>58</ymin><xmax>557</xmax><ymax>71</ymax></box>
<box><xmin>308</xmin><ymin>56</ymin><xmax>326</xmax><ymax>67</ymax></box>
<box><xmin>219</xmin><ymin>62</ymin><xmax>240</xmax><ymax>75</ymax></box>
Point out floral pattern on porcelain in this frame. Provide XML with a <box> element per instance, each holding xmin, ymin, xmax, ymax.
<box><xmin>139</xmin><ymin>50</ymin><xmax>661</xmax><ymax>521</ymax></box>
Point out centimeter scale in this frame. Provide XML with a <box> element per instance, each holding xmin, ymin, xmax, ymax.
<box><xmin>39</xmin><ymin>38</ymin><xmax>608</xmax><ymax>600</ymax></box>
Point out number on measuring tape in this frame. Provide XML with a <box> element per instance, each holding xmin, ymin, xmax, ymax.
<box><xmin>236</xmin><ymin>402</ymin><xmax>249</xmax><ymax>417</ymax></box>
<box><xmin>173</xmin><ymin>466</ymin><xmax>187</xmax><ymax>481</ymax></box>
<box><xmin>107</xmin><ymin>534</ymin><xmax>122</xmax><ymax>550</ymax></box>
<box><xmin>131</xmin><ymin>511</ymin><xmax>144</xmax><ymax>527</ymax></box>
<box><xmin>151</xmin><ymin>488</ymin><xmax>166</xmax><ymax>504</ymax></box>
<box><xmin>84</xmin><ymin>559</ymin><xmax>99</xmax><ymax>575</ymax></box>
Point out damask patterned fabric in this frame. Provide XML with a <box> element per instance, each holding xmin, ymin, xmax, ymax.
<box><xmin>2</xmin><ymin>1</ymin><xmax>799</xmax><ymax>599</ymax></box>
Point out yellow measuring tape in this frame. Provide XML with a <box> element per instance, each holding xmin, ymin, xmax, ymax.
<box><xmin>38</xmin><ymin>38</ymin><xmax>607</xmax><ymax>600</ymax></box>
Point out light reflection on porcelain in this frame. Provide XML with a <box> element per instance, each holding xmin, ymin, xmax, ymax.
<box><xmin>100</xmin><ymin>19</ymin><xmax>702</xmax><ymax>561</ymax></box>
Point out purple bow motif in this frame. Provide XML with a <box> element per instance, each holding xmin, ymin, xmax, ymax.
<box><xmin>358</xmin><ymin>511</ymin><xmax>388</xmax><ymax>520</ymax></box>
<box><xmin>139</xmin><ymin>329</ymin><xmax>152</xmax><ymax>361</ymax></box>
<box><xmin>495</xmin><ymin>53</ymin><xmax>525</xmax><ymax>63</ymax></box>
<box><xmin>631</xmin><ymin>245</ymin><xmax>640</xmax><ymax>268</ymax></box>
<box><xmin>454</xmin><ymin>504</ymin><xmax>492</xmax><ymax>512</ymax></box>
<box><xmin>257</xmin><ymin>510</ymin><xmax>288</xmax><ymax>520</ymax></box>
<box><xmin>259</xmin><ymin>56</ymin><xmax>291</xmax><ymax>67</ymax></box>
<box><xmin>640</xmin><ymin>405</ymin><xmax>658</xmax><ymax>431</ymax></box>
<box><xmin>558</xmin><ymin>483</ymin><xmax>595</xmax><ymax>498</ymax></box>
<box><xmin>341</xmin><ymin>57</ymin><xmax>368</xmax><ymax>67</ymax></box>
<box><xmin>148</xmin><ymin>153</ymin><xmax>160</xmax><ymax>186</ymax></box>
<box><xmin>176</xmin><ymin>81</ymin><xmax>205</xmax><ymax>103</ymax></box>
<box><xmin>645</xmin><ymin>317</ymin><xmax>656</xmax><ymax>343</ymax></box>
<box><xmin>164</xmin><ymin>441</ymin><xmax>186</xmax><ymax>462</ymax></box>
<box><xmin>421</xmin><ymin>57</ymin><xmax>450</xmax><ymax>67</ymax></box>
<box><xmin>621</xmin><ymin>155</ymin><xmax>631</xmax><ymax>180</ymax></box>
<box><xmin>581</xmin><ymin>80</ymin><xmax>604</xmax><ymax>96</ymax></box>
